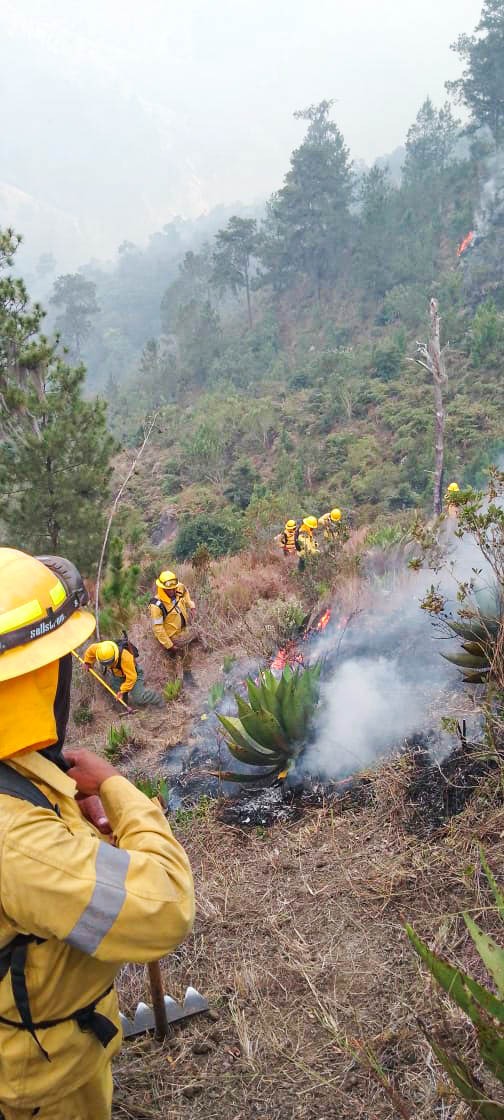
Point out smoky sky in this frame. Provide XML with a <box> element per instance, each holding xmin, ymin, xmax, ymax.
<box><xmin>0</xmin><ymin>0</ymin><xmax>483</xmax><ymax>265</ymax></box>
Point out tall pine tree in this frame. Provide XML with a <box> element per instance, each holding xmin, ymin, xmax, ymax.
<box><xmin>0</xmin><ymin>229</ymin><xmax>114</xmax><ymax>574</ymax></box>
<box><xmin>258</xmin><ymin>101</ymin><xmax>353</xmax><ymax>299</ymax></box>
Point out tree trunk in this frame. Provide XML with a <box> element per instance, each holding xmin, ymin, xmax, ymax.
<box><xmin>428</xmin><ymin>299</ymin><xmax>447</xmax><ymax>517</ymax></box>
<box><xmin>245</xmin><ymin>269</ymin><xmax>253</xmax><ymax>329</ymax></box>
<box><xmin>412</xmin><ymin>298</ymin><xmax>448</xmax><ymax>518</ymax></box>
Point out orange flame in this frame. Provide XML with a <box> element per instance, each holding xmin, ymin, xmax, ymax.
<box><xmin>271</xmin><ymin>644</ymin><xmax>305</xmax><ymax>671</ymax></box>
<box><xmin>457</xmin><ymin>230</ymin><xmax>475</xmax><ymax>258</ymax></box>
<box><xmin>315</xmin><ymin>608</ymin><xmax>332</xmax><ymax>632</ymax></box>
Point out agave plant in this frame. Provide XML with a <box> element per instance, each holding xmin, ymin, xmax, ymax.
<box><xmin>217</xmin><ymin>662</ymin><xmax>322</xmax><ymax>784</ymax></box>
<box><xmin>442</xmin><ymin>590</ymin><xmax>502</xmax><ymax>683</ymax></box>
<box><xmin>407</xmin><ymin>852</ymin><xmax>504</xmax><ymax>1119</ymax></box>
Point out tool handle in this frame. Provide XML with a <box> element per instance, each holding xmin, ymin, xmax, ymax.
<box><xmin>147</xmin><ymin>960</ymin><xmax>169</xmax><ymax>1040</ymax></box>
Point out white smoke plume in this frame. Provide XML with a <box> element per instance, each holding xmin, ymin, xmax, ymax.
<box><xmin>303</xmin><ymin>523</ymin><xmax>498</xmax><ymax>781</ymax></box>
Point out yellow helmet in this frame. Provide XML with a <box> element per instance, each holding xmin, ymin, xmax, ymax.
<box><xmin>304</xmin><ymin>516</ymin><xmax>318</xmax><ymax>530</ymax></box>
<box><xmin>447</xmin><ymin>482</ymin><xmax>460</xmax><ymax>493</ymax></box>
<box><xmin>95</xmin><ymin>640</ymin><xmax>119</xmax><ymax>666</ymax></box>
<box><xmin>330</xmin><ymin>508</ymin><xmax>342</xmax><ymax>522</ymax></box>
<box><xmin>285</xmin><ymin>520</ymin><xmax>297</xmax><ymax>530</ymax></box>
<box><xmin>156</xmin><ymin>570</ymin><xmax>178</xmax><ymax>590</ymax></box>
<box><xmin>0</xmin><ymin>549</ymin><xmax>95</xmax><ymax>684</ymax></box>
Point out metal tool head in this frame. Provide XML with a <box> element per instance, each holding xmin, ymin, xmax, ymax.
<box><xmin>120</xmin><ymin>987</ymin><xmax>209</xmax><ymax>1038</ymax></box>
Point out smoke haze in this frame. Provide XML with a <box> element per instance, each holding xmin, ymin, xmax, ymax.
<box><xmin>1</xmin><ymin>0</ymin><xmax>483</xmax><ymax>268</ymax></box>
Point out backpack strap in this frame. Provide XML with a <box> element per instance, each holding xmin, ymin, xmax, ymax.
<box><xmin>0</xmin><ymin>762</ymin><xmax>58</xmax><ymax>814</ymax></box>
<box><xmin>150</xmin><ymin>597</ymin><xmax>168</xmax><ymax>620</ymax></box>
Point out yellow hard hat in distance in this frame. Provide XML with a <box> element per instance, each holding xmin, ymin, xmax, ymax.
<box><xmin>330</xmin><ymin>508</ymin><xmax>342</xmax><ymax>522</ymax></box>
<box><xmin>156</xmin><ymin>570</ymin><xmax>178</xmax><ymax>590</ymax></box>
<box><xmin>304</xmin><ymin>516</ymin><xmax>318</xmax><ymax>530</ymax></box>
<box><xmin>95</xmin><ymin>641</ymin><xmax>119</xmax><ymax>666</ymax></box>
<box><xmin>447</xmin><ymin>482</ymin><xmax>460</xmax><ymax>493</ymax></box>
<box><xmin>0</xmin><ymin>549</ymin><xmax>95</xmax><ymax>683</ymax></box>
<box><xmin>285</xmin><ymin>520</ymin><xmax>297</xmax><ymax>529</ymax></box>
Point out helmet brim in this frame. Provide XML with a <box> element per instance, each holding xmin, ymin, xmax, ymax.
<box><xmin>0</xmin><ymin>608</ymin><xmax>96</xmax><ymax>683</ymax></box>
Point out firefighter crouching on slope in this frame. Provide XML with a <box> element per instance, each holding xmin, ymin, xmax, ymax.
<box><xmin>0</xmin><ymin>548</ymin><xmax>194</xmax><ymax>1120</ymax></box>
<box><xmin>84</xmin><ymin>638</ymin><xmax>163</xmax><ymax>708</ymax></box>
<box><xmin>297</xmin><ymin>516</ymin><xmax>319</xmax><ymax>572</ymax></box>
<box><xmin>149</xmin><ymin>571</ymin><xmax>196</xmax><ymax>674</ymax></box>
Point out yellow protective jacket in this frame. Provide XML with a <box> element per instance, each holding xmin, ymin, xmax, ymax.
<box><xmin>297</xmin><ymin>528</ymin><xmax>319</xmax><ymax>557</ymax></box>
<box><xmin>149</xmin><ymin>584</ymin><xmax>194</xmax><ymax>650</ymax></box>
<box><xmin>0</xmin><ymin>750</ymin><xmax>194</xmax><ymax>1110</ymax></box>
<box><xmin>84</xmin><ymin>643</ymin><xmax>137</xmax><ymax>695</ymax></box>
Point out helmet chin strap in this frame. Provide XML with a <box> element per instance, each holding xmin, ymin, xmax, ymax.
<box><xmin>40</xmin><ymin>654</ymin><xmax>72</xmax><ymax>772</ymax></box>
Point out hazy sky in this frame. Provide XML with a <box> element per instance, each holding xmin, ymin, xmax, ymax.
<box><xmin>0</xmin><ymin>0</ymin><xmax>483</xmax><ymax>266</ymax></box>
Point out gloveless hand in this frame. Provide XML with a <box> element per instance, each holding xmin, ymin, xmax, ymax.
<box><xmin>63</xmin><ymin>747</ymin><xmax>118</xmax><ymax>797</ymax></box>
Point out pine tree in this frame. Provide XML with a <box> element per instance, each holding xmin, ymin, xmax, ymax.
<box><xmin>448</xmin><ymin>0</ymin><xmax>504</xmax><ymax>145</ymax></box>
<box><xmin>50</xmin><ymin>273</ymin><xmax>100</xmax><ymax>359</ymax></box>
<box><xmin>211</xmin><ymin>217</ymin><xmax>258</xmax><ymax>328</ymax></box>
<box><xmin>0</xmin><ymin>228</ymin><xmax>114</xmax><ymax>575</ymax></box>
<box><xmin>258</xmin><ymin>101</ymin><xmax>353</xmax><ymax>299</ymax></box>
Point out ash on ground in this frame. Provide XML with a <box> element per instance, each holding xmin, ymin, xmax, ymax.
<box><xmin>406</xmin><ymin>740</ymin><xmax>499</xmax><ymax>836</ymax></box>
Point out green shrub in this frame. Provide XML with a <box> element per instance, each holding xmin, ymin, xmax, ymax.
<box><xmin>208</xmin><ymin>681</ymin><xmax>225</xmax><ymax>709</ymax></box>
<box><xmin>470</xmin><ymin>299</ymin><xmax>504</xmax><ymax>367</ymax></box>
<box><xmin>174</xmin><ymin>512</ymin><xmax>243</xmax><ymax>560</ymax></box>
<box><xmin>371</xmin><ymin>338</ymin><xmax>403</xmax><ymax>381</ymax></box>
<box><xmin>73</xmin><ymin>701</ymin><xmax>94</xmax><ymax>726</ymax></box>
<box><xmin>223</xmin><ymin>654</ymin><xmax>235</xmax><ymax>674</ymax></box>
<box><xmin>407</xmin><ymin>851</ymin><xmax>504</xmax><ymax>1119</ymax></box>
<box><xmin>105</xmin><ymin>723</ymin><xmax>129</xmax><ymax>761</ymax></box>
<box><xmin>163</xmin><ymin>679</ymin><xmax>182</xmax><ymax>703</ymax></box>
<box><xmin>135</xmin><ymin>776</ymin><xmax>170</xmax><ymax>802</ymax></box>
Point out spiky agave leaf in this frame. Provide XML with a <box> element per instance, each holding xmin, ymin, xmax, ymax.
<box><xmin>217</xmin><ymin>767</ymin><xmax>280</xmax><ymax>784</ymax></box>
<box><xmin>219</xmin><ymin>662</ymin><xmax>322</xmax><ymax>782</ymax></box>
<box><xmin>441</xmin><ymin>650</ymin><xmax>490</xmax><ymax>671</ymax></box>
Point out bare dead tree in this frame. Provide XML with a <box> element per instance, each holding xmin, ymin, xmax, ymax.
<box><xmin>412</xmin><ymin>298</ymin><xmax>448</xmax><ymax>516</ymax></box>
<box><xmin>95</xmin><ymin>411</ymin><xmax>159</xmax><ymax>638</ymax></box>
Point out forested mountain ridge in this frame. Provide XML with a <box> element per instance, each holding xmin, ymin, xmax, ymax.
<box><xmin>2</xmin><ymin>0</ymin><xmax>504</xmax><ymax>570</ymax></box>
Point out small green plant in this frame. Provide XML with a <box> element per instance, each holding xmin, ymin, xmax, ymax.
<box><xmin>218</xmin><ymin>662</ymin><xmax>322</xmax><ymax>784</ymax></box>
<box><xmin>208</xmin><ymin>681</ymin><xmax>225</xmax><ymax>709</ymax></box>
<box><xmin>222</xmin><ymin>654</ymin><xmax>235</xmax><ymax>674</ymax></box>
<box><xmin>163</xmin><ymin>679</ymin><xmax>183</xmax><ymax>703</ymax></box>
<box><xmin>105</xmin><ymin>723</ymin><xmax>129</xmax><ymax>761</ymax></box>
<box><xmin>174</xmin><ymin>793</ymin><xmax>213</xmax><ymax>827</ymax></box>
<box><xmin>135</xmin><ymin>776</ymin><xmax>170</xmax><ymax>803</ymax></box>
<box><xmin>407</xmin><ymin>851</ymin><xmax>504</xmax><ymax>1119</ymax></box>
<box><xmin>73</xmin><ymin>701</ymin><xmax>94</xmax><ymax>726</ymax></box>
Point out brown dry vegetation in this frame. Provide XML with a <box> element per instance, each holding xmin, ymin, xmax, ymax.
<box><xmin>111</xmin><ymin>762</ymin><xmax>504</xmax><ymax>1120</ymax></box>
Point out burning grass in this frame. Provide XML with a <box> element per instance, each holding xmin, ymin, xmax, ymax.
<box><xmin>112</xmin><ymin>750</ymin><xmax>504</xmax><ymax>1120</ymax></box>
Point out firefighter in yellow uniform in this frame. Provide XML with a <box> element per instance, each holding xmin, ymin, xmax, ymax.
<box><xmin>0</xmin><ymin>548</ymin><xmax>194</xmax><ymax>1120</ymax></box>
<box><xmin>445</xmin><ymin>481</ymin><xmax>461</xmax><ymax>519</ymax></box>
<box><xmin>297</xmin><ymin>516</ymin><xmax>319</xmax><ymax>572</ymax></box>
<box><xmin>84</xmin><ymin>640</ymin><xmax>163</xmax><ymax>707</ymax></box>
<box><xmin>276</xmin><ymin>519</ymin><xmax>299</xmax><ymax>558</ymax></box>
<box><xmin>319</xmin><ymin>507</ymin><xmax>349</xmax><ymax>549</ymax></box>
<box><xmin>149</xmin><ymin>571</ymin><xmax>195</xmax><ymax>652</ymax></box>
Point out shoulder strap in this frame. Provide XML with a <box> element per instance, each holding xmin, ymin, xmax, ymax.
<box><xmin>150</xmin><ymin>597</ymin><xmax>168</xmax><ymax>619</ymax></box>
<box><xmin>0</xmin><ymin>762</ymin><xmax>56</xmax><ymax>814</ymax></box>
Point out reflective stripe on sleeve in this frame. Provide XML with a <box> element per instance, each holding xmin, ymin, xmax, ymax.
<box><xmin>152</xmin><ymin>618</ymin><xmax>164</xmax><ymax>625</ymax></box>
<box><xmin>65</xmin><ymin>844</ymin><xmax>130</xmax><ymax>955</ymax></box>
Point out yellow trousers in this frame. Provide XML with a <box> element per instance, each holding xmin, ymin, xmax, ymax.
<box><xmin>0</xmin><ymin>1064</ymin><xmax>113</xmax><ymax>1120</ymax></box>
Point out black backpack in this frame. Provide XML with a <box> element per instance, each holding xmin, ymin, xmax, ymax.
<box><xmin>115</xmin><ymin>630</ymin><xmax>139</xmax><ymax>671</ymax></box>
<box><xmin>0</xmin><ymin>763</ymin><xmax>117</xmax><ymax>1060</ymax></box>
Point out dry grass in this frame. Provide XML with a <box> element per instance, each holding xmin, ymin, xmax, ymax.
<box><xmin>112</xmin><ymin>761</ymin><xmax>504</xmax><ymax>1120</ymax></box>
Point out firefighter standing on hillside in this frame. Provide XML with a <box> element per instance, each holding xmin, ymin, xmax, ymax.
<box><xmin>0</xmin><ymin>548</ymin><xmax>194</xmax><ymax>1120</ymax></box>
<box><xmin>445</xmin><ymin>481</ymin><xmax>461</xmax><ymax>520</ymax></box>
<box><xmin>277</xmin><ymin>519</ymin><xmax>299</xmax><ymax>559</ymax></box>
<box><xmin>84</xmin><ymin>639</ymin><xmax>163</xmax><ymax>708</ymax></box>
<box><xmin>297</xmin><ymin>516</ymin><xmax>319</xmax><ymax>572</ymax></box>
<box><xmin>149</xmin><ymin>571</ymin><xmax>196</xmax><ymax>675</ymax></box>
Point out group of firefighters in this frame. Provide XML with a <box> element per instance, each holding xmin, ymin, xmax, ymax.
<box><xmin>277</xmin><ymin>507</ymin><xmax>348</xmax><ymax>570</ymax></box>
<box><xmin>0</xmin><ymin>478</ymin><xmax>471</xmax><ymax>1117</ymax></box>
<box><xmin>84</xmin><ymin>568</ymin><xmax>196</xmax><ymax>712</ymax></box>
<box><xmin>84</xmin><ymin>485</ymin><xmax>463</xmax><ymax>713</ymax></box>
